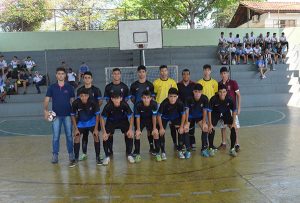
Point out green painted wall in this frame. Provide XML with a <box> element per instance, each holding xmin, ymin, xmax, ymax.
<box><xmin>0</xmin><ymin>28</ymin><xmax>286</xmax><ymax>52</ymax></box>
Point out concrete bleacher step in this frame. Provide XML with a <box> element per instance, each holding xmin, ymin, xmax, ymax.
<box><xmin>0</xmin><ymin>102</ymin><xmax>44</xmax><ymax>117</ymax></box>
<box><xmin>6</xmin><ymin>93</ymin><xmax>45</xmax><ymax>103</ymax></box>
<box><xmin>239</xmin><ymin>84</ymin><xmax>291</xmax><ymax>94</ymax></box>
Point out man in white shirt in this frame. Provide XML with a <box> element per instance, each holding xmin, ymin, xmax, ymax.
<box><xmin>218</xmin><ymin>32</ymin><xmax>226</xmax><ymax>46</ymax></box>
<box><xmin>0</xmin><ymin>55</ymin><xmax>8</xmax><ymax>75</ymax></box>
<box><xmin>249</xmin><ymin>32</ymin><xmax>256</xmax><ymax>46</ymax></box>
<box><xmin>264</xmin><ymin>32</ymin><xmax>272</xmax><ymax>48</ymax></box>
<box><xmin>67</xmin><ymin>68</ymin><xmax>77</xmax><ymax>88</ymax></box>
<box><xmin>271</xmin><ymin>33</ymin><xmax>278</xmax><ymax>45</ymax></box>
<box><xmin>24</xmin><ymin>56</ymin><xmax>36</xmax><ymax>75</ymax></box>
<box><xmin>279</xmin><ymin>32</ymin><xmax>288</xmax><ymax>51</ymax></box>
<box><xmin>233</xmin><ymin>34</ymin><xmax>241</xmax><ymax>45</ymax></box>
<box><xmin>33</xmin><ymin>71</ymin><xmax>45</xmax><ymax>94</ymax></box>
<box><xmin>253</xmin><ymin>44</ymin><xmax>262</xmax><ymax>63</ymax></box>
<box><xmin>10</xmin><ymin>56</ymin><xmax>20</xmax><ymax>70</ymax></box>
<box><xmin>243</xmin><ymin>44</ymin><xmax>254</xmax><ymax>64</ymax></box>
<box><xmin>227</xmin><ymin>32</ymin><xmax>234</xmax><ymax>44</ymax></box>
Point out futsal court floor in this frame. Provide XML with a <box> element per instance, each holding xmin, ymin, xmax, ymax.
<box><xmin>0</xmin><ymin>106</ymin><xmax>300</xmax><ymax>203</ymax></box>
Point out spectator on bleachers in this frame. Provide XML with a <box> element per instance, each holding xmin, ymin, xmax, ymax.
<box><xmin>280</xmin><ymin>32</ymin><xmax>289</xmax><ymax>51</ymax></box>
<box><xmin>256</xmin><ymin>33</ymin><xmax>264</xmax><ymax>47</ymax></box>
<box><xmin>272</xmin><ymin>42</ymin><xmax>281</xmax><ymax>64</ymax></box>
<box><xmin>235</xmin><ymin>44</ymin><xmax>244</xmax><ymax>65</ymax></box>
<box><xmin>264</xmin><ymin>48</ymin><xmax>275</xmax><ymax>71</ymax></box>
<box><xmin>243</xmin><ymin>44</ymin><xmax>254</xmax><ymax>64</ymax></box>
<box><xmin>281</xmin><ymin>43</ymin><xmax>288</xmax><ymax>64</ymax></box>
<box><xmin>10</xmin><ymin>56</ymin><xmax>20</xmax><ymax>70</ymax></box>
<box><xmin>23</xmin><ymin>56</ymin><xmax>36</xmax><ymax>76</ymax></box>
<box><xmin>228</xmin><ymin>43</ymin><xmax>237</xmax><ymax>64</ymax></box>
<box><xmin>264</xmin><ymin>32</ymin><xmax>272</xmax><ymax>49</ymax></box>
<box><xmin>0</xmin><ymin>55</ymin><xmax>8</xmax><ymax>75</ymax></box>
<box><xmin>218</xmin><ymin>43</ymin><xmax>229</xmax><ymax>65</ymax></box>
<box><xmin>271</xmin><ymin>33</ymin><xmax>278</xmax><ymax>45</ymax></box>
<box><xmin>33</xmin><ymin>71</ymin><xmax>45</xmax><ymax>94</ymax></box>
<box><xmin>243</xmin><ymin>33</ymin><xmax>250</xmax><ymax>48</ymax></box>
<box><xmin>218</xmin><ymin>32</ymin><xmax>226</xmax><ymax>46</ymax></box>
<box><xmin>78</xmin><ymin>62</ymin><xmax>89</xmax><ymax>84</ymax></box>
<box><xmin>256</xmin><ymin>55</ymin><xmax>268</xmax><ymax>79</ymax></box>
<box><xmin>67</xmin><ymin>68</ymin><xmax>77</xmax><ymax>88</ymax></box>
<box><xmin>227</xmin><ymin>32</ymin><xmax>234</xmax><ymax>44</ymax></box>
<box><xmin>249</xmin><ymin>32</ymin><xmax>256</xmax><ymax>47</ymax></box>
<box><xmin>233</xmin><ymin>34</ymin><xmax>241</xmax><ymax>45</ymax></box>
<box><xmin>15</xmin><ymin>69</ymin><xmax>29</xmax><ymax>94</ymax></box>
<box><xmin>253</xmin><ymin>43</ymin><xmax>262</xmax><ymax>63</ymax></box>
<box><xmin>0</xmin><ymin>73</ymin><xmax>7</xmax><ymax>103</ymax></box>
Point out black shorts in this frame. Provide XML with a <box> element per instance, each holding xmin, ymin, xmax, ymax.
<box><xmin>134</xmin><ymin>117</ymin><xmax>153</xmax><ymax>132</ymax></box>
<box><xmin>105</xmin><ymin>120</ymin><xmax>130</xmax><ymax>135</ymax></box>
<box><xmin>188</xmin><ymin>117</ymin><xmax>203</xmax><ymax>124</ymax></box>
<box><xmin>211</xmin><ymin>112</ymin><xmax>233</xmax><ymax>127</ymax></box>
<box><xmin>78</xmin><ymin>126</ymin><xmax>95</xmax><ymax>136</ymax></box>
<box><xmin>161</xmin><ymin>118</ymin><xmax>181</xmax><ymax>129</ymax></box>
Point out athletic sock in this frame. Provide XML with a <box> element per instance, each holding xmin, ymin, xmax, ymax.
<box><xmin>134</xmin><ymin>139</ymin><xmax>140</xmax><ymax>154</ymax></box>
<box><xmin>147</xmin><ymin>134</ymin><xmax>154</xmax><ymax>149</ymax></box>
<box><xmin>230</xmin><ymin>128</ymin><xmax>237</xmax><ymax>149</ymax></box>
<box><xmin>170</xmin><ymin>124</ymin><xmax>177</xmax><ymax>145</ymax></box>
<box><xmin>103</xmin><ymin>140</ymin><xmax>109</xmax><ymax>157</ymax></box>
<box><xmin>126</xmin><ymin>137</ymin><xmax>133</xmax><ymax>155</ymax></box>
<box><xmin>178</xmin><ymin>133</ymin><xmax>183</xmax><ymax>151</ymax></box>
<box><xmin>183</xmin><ymin>133</ymin><xmax>191</xmax><ymax>151</ymax></box>
<box><xmin>74</xmin><ymin>143</ymin><xmax>80</xmax><ymax>160</ymax></box>
<box><xmin>94</xmin><ymin>141</ymin><xmax>100</xmax><ymax>158</ymax></box>
<box><xmin>190</xmin><ymin>135</ymin><xmax>196</xmax><ymax>145</ymax></box>
<box><xmin>201</xmin><ymin>132</ymin><xmax>208</xmax><ymax>150</ymax></box>
<box><xmin>160</xmin><ymin>136</ymin><xmax>166</xmax><ymax>153</ymax></box>
<box><xmin>108</xmin><ymin>136</ymin><xmax>113</xmax><ymax>152</ymax></box>
<box><xmin>208</xmin><ymin>129</ymin><xmax>215</xmax><ymax>148</ymax></box>
<box><xmin>82</xmin><ymin>134</ymin><xmax>88</xmax><ymax>154</ymax></box>
<box><xmin>154</xmin><ymin>138</ymin><xmax>160</xmax><ymax>154</ymax></box>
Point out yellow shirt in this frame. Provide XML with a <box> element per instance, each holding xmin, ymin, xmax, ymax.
<box><xmin>198</xmin><ymin>78</ymin><xmax>218</xmax><ymax>100</ymax></box>
<box><xmin>153</xmin><ymin>78</ymin><xmax>178</xmax><ymax>104</ymax></box>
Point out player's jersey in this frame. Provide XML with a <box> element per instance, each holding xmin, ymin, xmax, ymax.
<box><xmin>158</xmin><ymin>98</ymin><xmax>185</xmax><ymax>121</ymax></box>
<box><xmin>77</xmin><ymin>85</ymin><xmax>102</xmax><ymax>102</ymax></box>
<box><xmin>101</xmin><ymin>100</ymin><xmax>132</xmax><ymax>122</ymax></box>
<box><xmin>185</xmin><ymin>95</ymin><xmax>209</xmax><ymax>119</ymax></box>
<box><xmin>153</xmin><ymin>78</ymin><xmax>177</xmax><ymax>104</ymax></box>
<box><xmin>134</xmin><ymin>100</ymin><xmax>158</xmax><ymax>120</ymax></box>
<box><xmin>198</xmin><ymin>78</ymin><xmax>218</xmax><ymax>100</ymax></box>
<box><xmin>104</xmin><ymin>82</ymin><xmax>130</xmax><ymax>101</ymax></box>
<box><xmin>218</xmin><ymin>79</ymin><xmax>239</xmax><ymax>105</ymax></box>
<box><xmin>10</xmin><ymin>60</ymin><xmax>19</xmax><ymax>69</ymax></box>
<box><xmin>177</xmin><ymin>80</ymin><xmax>195</xmax><ymax>103</ymax></box>
<box><xmin>130</xmin><ymin>80</ymin><xmax>154</xmax><ymax>104</ymax></box>
<box><xmin>208</xmin><ymin>95</ymin><xmax>236</xmax><ymax>115</ymax></box>
<box><xmin>71</xmin><ymin>98</ymin><xmax>100</xmax><ymax>128</ymax></box>
<box><xmin>0</xmin><ymin>60</ymin><xmax>7</xmax><ymax>69</ymax></box>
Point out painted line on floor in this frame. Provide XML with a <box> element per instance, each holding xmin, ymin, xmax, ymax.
<box><xmin>160</xmin><ymin>193</ymin><xmax>181</xmax><ymax>197</ymax></box>
<box><xmin>97</xmin><ymin>195</ymin><xmax>120</xmax><ymax>200</ymax></box>
<box><xmin>219</xmin><ymin>188</ymin><xmax>240</xmax><ymax>193</ymax></box>
<box><xmin>130</xmin><ymin>194</ymin><xmax>153</xmax><ymax>199</ymax></box>
<box><xmin>72</xmin><ymin>196</ymin><xmax>89</xmax><ymax>200</ymax></box>
<box><xmin>191</xmin><ymin>191</ymin><xmax>212</xmax><ymax>195</ymax></box>
<box><xmin>42</xmin><ymin>196</ymin><xmax>64</xmax><ymax>199</ymax></box>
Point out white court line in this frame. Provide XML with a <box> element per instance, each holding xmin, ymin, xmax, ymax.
<box><xmin>219</xmin><ymin>188</ymin><xmax>240</xmax><ymax>193</ymax></box>
<box><xmin>130</xmin><ymin>194</ymin><xmax>153</xmax><ymax>199</ymax></box>
<box><xmin>191</xmin><ymin>191</ymin><xmax>212</xmax><ymax>195</ymax></box>
<box><xmin>160</xmin><ymin>193</ymin><xmax>181</xmax><ymax>197</ymax></box>
<box><xmin>0</xmin><ymin>120</ymin><xmax>47</xmax><ymax>136</ymax></box>
<box><xmin>241</xmin><ymin>109</ymin><xmax>286</xmax><ymax>128</ymax></box>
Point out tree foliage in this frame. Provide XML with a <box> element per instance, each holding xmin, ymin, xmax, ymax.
<box><xmin>0</xmin><ymin>0</ymin><xmax>51</xmax><ymax>31</ymax></box>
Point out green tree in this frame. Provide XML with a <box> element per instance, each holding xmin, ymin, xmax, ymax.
<box><xmin>0</xmin><ymin>0</ymin><xmax>51</xmax><ymax>31</ymax></box>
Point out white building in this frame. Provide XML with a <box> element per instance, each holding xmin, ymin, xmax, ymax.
<box><xmin>229</xmin><ymin>1</ymin><xmax>300</xmax><ymax>28</ymax></box>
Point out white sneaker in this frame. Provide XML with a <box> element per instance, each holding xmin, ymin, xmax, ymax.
<box><xmin>161</xmin><ymin>153</ymin><xmax>167</xmax><ymax>161</ymax></box>
<box><xmin>127</xmin><ymin>155</ymin><xmax>135</xmax><ymax>164</ymax></box>
<box><xmin>178</xmin><ymin>151</ymin><xmax>185</xmax><ymax>159</ymax></box>
<box><xmin>102</xmin><ymin>157</ymin><xmax>110</xmax><ymax>166</ymax></box>
<box><xmin>262</xmin><ymin>75</ymin><xmax>266</xmax><ymax>79</ymax></box>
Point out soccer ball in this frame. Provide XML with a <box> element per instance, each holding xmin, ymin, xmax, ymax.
<box><xmin>47</xmin><ymin>110</ymin><xmax>56</xmax><ymax>122</ymax></box>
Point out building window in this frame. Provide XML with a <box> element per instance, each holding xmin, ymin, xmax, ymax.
<box><xmin>273</xmin><ymin>19</ymin><xmax>296</xmax><ymax>28</ymax></box>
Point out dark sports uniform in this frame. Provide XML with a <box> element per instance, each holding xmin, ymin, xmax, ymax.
<box><xmin>104</xmin><ymin>82</ymin><xmax>130</xmax><ymax>101</ymax></box>
<box><xmin>134</xmin><ymin>100</ymin><xmax>158</xmax><ymax>132</ymax></box>
<box><xmin>101</xmin><ymin>100</ymin><xmax>133</xmax><ymax>134</ymax></box>
<box><xmin>77</xmin><ymin>85</ymin><xmax>102</xmax><ymax>101</ymax></box>
<box><xmin>157</xmin><ymin>98</ymin><xmax>188</xmax><ymax>153</ymax></box>
<box><xmin>71</xmin><ymin>98</ymin><xmax>100</xmax><ymax>161</ymax></box>
<box><xmin>101</xmin><ymin>100</ymin><xmax>133</xmax><ymax>156</ymax></box>
<box><xmin>208</xmin><ymin>95</ymin><xmax>236</xmax><ymax>126</ymax></box>
<box><xmin>130</xmin><ymin>80</ymin><xmax>154</xmax><ymax>104</ymax></box>
<box><xmin>185</xmin><ymin>95</ymin><xmax>210</xmax><ymax>151</ymax></box>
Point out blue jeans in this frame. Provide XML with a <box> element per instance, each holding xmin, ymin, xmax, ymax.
<box><xmin>52</xmin><ymin>116</ymin><xmax>73</xmax><ymax>155</ymax></box>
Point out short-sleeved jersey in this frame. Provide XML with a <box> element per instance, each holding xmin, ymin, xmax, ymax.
<box><xmin>130</xmin><ymin>80</ymin><xmax>154</xmax><ymax>104</ymax></box>
<box><xmin>134</xmin><ymin>100</ymin><xmax>158</xmax><ymax>120</ymax></box>
<box><xmin>198</xmin><ymin>78</ymin><xmax>218</xmax><ymax>100</ymax></box>
<box><xmin>77</xmin><ymin>85</ymin><xmax>102</xmax><ymax>102</ymax></box>
<box><xmin>101</xmin><ymin>100</ymin><xmax>132</xmax><ymax>122</ymax></box>
<box><xmin>153</xmin><ymin>78</ymin><xmax>178</xmax><ymax>104</ymax></box>
<box><xmin>46</xmin><ymin>83</ymin><xmax>75</xmax><ymax>116</ymax></box>
<box><xmin>185</xmin><ymin>95</ymin><xmax>209</xmax><ymax>119</ymax></box>
<box><xmin>208</xmin><ymin>95</ymin><xmax>236</xmax><ymax>115</ymax></box>
<box><xmin>177</xmin><ymin>80</ymin><xmax>195</xmax><ymax>103</ymax></box>
<box><xmin>24</xmin><ymin>60</ymin><xmax>35</xmax><ymax>69</ymax></box>
<box><xmin>71</xmin><ymin>98</ymin><xmax>100</xmax><ymax>128</ymax></box>
<box><xmin>218</xmin><ymin>79</ymin><xmax>239</xmax><ymax>105</ymax></box>
<box><xmin>104</xmin><ymin>82</ymin><xmax>130</xmax><ymax>101</ymax></box>
<box><xmin>0</xmin><ymin>60</ymin><xmax>7</xmax><ymax>69</ymax></box>
<box><xmin>158</xmin><ymin>98</ymin><xmax>185</xmax><ymax>121</ymax></box>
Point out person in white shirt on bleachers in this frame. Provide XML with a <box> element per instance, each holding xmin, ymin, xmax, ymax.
<box><xmin>271</xmin><ymin>33</ymin><xmax>278</xmax><ymax>46</ymax></box>
<box><xmin>218</xmin><ymin>32</ymin><xmax>226</xmax><ymax>46</ymax></box>
<box><xmin>10</xmin><ymin>56</ymin><xmax>20</xmax><ymax>70</ymax></box>
<box><xmin>33</xmin><ymin>71</ymin><xmax>45</xmax><ymax>94</ymax></box>
<box><xmin>279</xmin><ymin>32</ymin><xmax>288</xmax><ymax>51</ymax></box>
<box><xmin>226</xmin><ymin>32</ymin><xmax>234</xmax><ymax>44</ymax></box>
<box><xmin>253</xmin><ymin>44</ymin><xmax>262</xmax><ymax>63</ymax></box>
<box><xmin>67</xmin><ymin>68</ymin><xmax>77</xmax><ymax>88</ymax></box>
<box><xmin>24</xmin><ymin>56</ymin><xmax>36</xmax><ymax>76</ymax></box>
<box><xmin>0</xmin><ymin>55</ymin><xmax>8</xmax><ymax>75</ymax></box>
<box><xmin>233</xmin><ymin>34</ymin><xmax>241</xmax><ymax>46</ymax></box>
<box><xmin>243</xmin><ymin>44</ymin><xmax>254</xmax><ymax>64</ymax></box>
<box><xmin>249</xmin><ymin>32</ymin><xmax>256</xmax><ymax>47</ymax></box>
<box><xmin>264</xmin><ymin>32</ymin><xmax>272</xmax><ymax>49</ymax></box>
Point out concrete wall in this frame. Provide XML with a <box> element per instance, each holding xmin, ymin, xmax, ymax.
<box><xmin>0</xmin><ymin>28</ymin><xmax>284</xmax><ymax>52</ymax></box>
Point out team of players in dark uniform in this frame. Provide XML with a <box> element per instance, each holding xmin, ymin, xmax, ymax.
<box><xmin>70</xmin><ymin>65</ymin><xmax>239</xmax><ymax>166</ymax></box>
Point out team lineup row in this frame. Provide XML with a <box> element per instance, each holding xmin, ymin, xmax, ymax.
<box><xmin>44</xmin><ymin>65</ymin><xmax>241</xmax><ymax>167</ymax></box>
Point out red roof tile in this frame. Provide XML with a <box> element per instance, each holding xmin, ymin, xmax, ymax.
<box><xmin>241</xmin><ymin>1</ymin><xmax>300</xmax><ymax>12</ymax></box>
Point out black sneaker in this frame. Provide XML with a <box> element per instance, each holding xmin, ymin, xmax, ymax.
<box><xmin>235</xmin><ymin>144</ymin><xmax>240</xmax><ymax>152</ymax></box>
<box><xmin>96</xmin><ymin>157</ymin><xmax>103</xmax><ymax>165</ymax></box>
<box><xmin>69</xmin><ymin>160</ymin><xmax>77</xmax><ymax>168</ymax></box>
<box><xmin>149</xmin><ymin>148</ymin><xmax>156</xmax><ymax>156</ymax></box>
